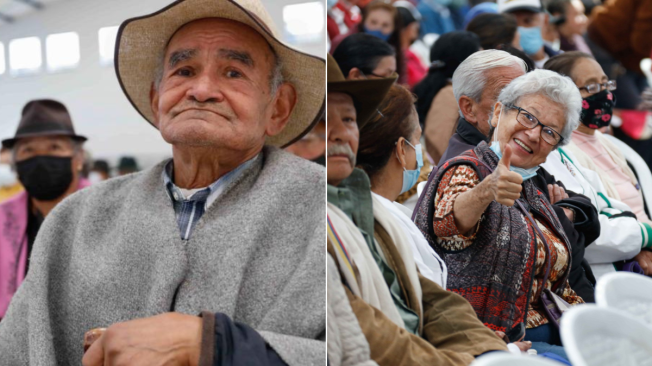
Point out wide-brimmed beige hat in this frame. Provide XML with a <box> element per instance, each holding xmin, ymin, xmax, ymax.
<box><xmin>115</xmin><ymin>0</ymin><xmax>325</xmax><ymax>147</ymax></box>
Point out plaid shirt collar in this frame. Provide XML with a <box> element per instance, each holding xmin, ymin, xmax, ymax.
<box><xmin>162</xmin><ymin>154</ymin><xmax>259</xmax><ymax>239</ymax></box>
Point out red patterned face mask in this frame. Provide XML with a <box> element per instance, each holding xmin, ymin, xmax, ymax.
<box><xmin>580</xmin><ymin>90</ymin><xmax>616</xmax><ymax>129</ymax></box>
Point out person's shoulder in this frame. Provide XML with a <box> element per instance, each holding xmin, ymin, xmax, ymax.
<box><xmin>262</xmin><ymin>147</ymin><xmax>325</xmax><ymax>188</ymax></box>
<box><xmin>52</xmin><ymin>161</ymin><xmax>167</xmax><ymax>214</ymax></box>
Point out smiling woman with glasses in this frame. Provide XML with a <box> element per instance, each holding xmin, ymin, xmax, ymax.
<box><xmin>419</xmin><ymin>70</ymin><xmax>584</xmax><ymax>361</ymax></box>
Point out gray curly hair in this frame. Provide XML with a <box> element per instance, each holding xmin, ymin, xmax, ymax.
<box><xmin>496</xmin><ymin>69</ymin><xmax>582</xmax><ymax>146</ymax></box>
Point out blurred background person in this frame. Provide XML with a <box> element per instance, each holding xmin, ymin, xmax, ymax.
<box><xmin>331</xmin><ymin>1</ymin><xmax>405</xmax><ymax>84</ymax></box>
<box><xmin>466</xmin><ymin>13</ymin><xmax>519</xmax><ymax>51</ymax></box>
<box><xmin>417</xmin><ymin>0</ymin><xmax>456</xmax><ymax>36</ymax></box>
<box><xmin>284</xmin><ymin>119</ymin><xmax>326</xmax><ymax>165</ymax></box>
<box><xmin>332</xmin><ymin>33</ymin><xmax>397</xmax><ymax>79</ymax></box>
<box><xmin>88</xmin><ymin>159</ymin><xmax>110</xmax><ymax>184</ymax></box>
<box><xmin>0</xmin><ymin>99</ymin><xmax>89</xmax><ymax>320</ymax></box>
<box><xmin>117</xmin><ymin>156</ymin><xmax>139</xmax><ymax>176</ymax></box>
<box><xmin>395</xmin><ymin>2</ymin><xmax>427</xmax><ymax>88</ymax></box>
<box><xmin>330</xmin><ymin>1</ymin><xmax>397</xmax><ymax>51</ymax></box>
<box><xmin>413</xmin><ymin>31</ymin><xmax>481</xmax><ymax>164</ymax></box>
<box><xmin>545</xmin><ymin>0</ymin><xmax>590</xmax><ymax>53</ymax></box>
<box><xmin>463</xmin><ymin>2</ymin><xmax>498</xmax><ymax>28</ymax></box>
<box><xmin>498</xmin><ymin>0</ymin><xmax>559</xmax><ymax>68</ymax></box>
<box><xmin>0</xmin><ymin>147</ymin><xmax>22</xmax><ymax>203</ymax></box>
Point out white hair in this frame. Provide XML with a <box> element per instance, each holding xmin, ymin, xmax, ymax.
<box><xmin>452</xmin><ymin>49</ymin><xmax>527</xmax><ymax>117</ymax></box>
<box><xmin>496</xmin><ymin>69</ymin><xmax>582</xmax><ymax>146</ymax></box>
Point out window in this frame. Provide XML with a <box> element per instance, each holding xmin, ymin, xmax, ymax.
<box><xmin>46</xmin><ymin>32</ymin><xmax>80</xmax><ymax>72</ymax></box>
<box><xmin>9</xmin><ymin>37</ymin><xmax>42</xmax><ymax>76</ymax></box>
<box><xmin>98</xmin><ymin>26</ymin><xmax>119</xmax><ymax>66</ymax></box>
<box><xmin>283</xmin><ymin>2</ymin><xmax>324</xmax><ymax>44</ymax></box>
<box><xmin>0</xmin><ymin>43</ymin><xmax>5</xmax><ymax>75</ymax></box>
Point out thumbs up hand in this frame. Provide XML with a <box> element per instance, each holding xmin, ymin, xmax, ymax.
<box><xmin>488</xmin><ymin>144</ymin><xmax>523</xmax><ymax>207</ymax></box>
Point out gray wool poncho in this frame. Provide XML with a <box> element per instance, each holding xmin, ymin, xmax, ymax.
<box><xmin>0</xmin><ymin>147</ymin><xmax>325</xmax><ymax>365</ymax></box>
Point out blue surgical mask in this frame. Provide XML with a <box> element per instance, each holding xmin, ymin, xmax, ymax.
<box><xmin>398</xmin><ymin>140</ymin><xmax>423</xmax><ymax>194</ymax></box>
<box><xmin>518</xmin><ymin>26</ymin><xmax>544</xmax><ymax>55</ymax></box>
<box><xmin>327</xmin><ymin>0</ymin><xmax>338</xmax><ymax>11</ymax></box>
<box><xmin>489</xmin><ymin>141</ymin><xmax>539</xmax><ymax>181</ymax></box>
<box><xmin>364</xmin><ymin>27</ymin><xmax>391</xmax><ymax>42</ymax></box>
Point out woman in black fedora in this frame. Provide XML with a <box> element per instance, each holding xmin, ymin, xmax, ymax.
<box><xmin>0</xmin><ymin>99</ymin><xmax>89</xmax><ymax>321</ymax></box>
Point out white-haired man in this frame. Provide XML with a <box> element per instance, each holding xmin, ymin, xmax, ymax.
<box><xmin>439</xmin><ymin>50</ymin><xmax>526</xmax><ymax>165</ymax></box>
<box><xmin>0</xmin><ymin>0</ymin><xmax>325</xmax><ymax>365</ymax></box>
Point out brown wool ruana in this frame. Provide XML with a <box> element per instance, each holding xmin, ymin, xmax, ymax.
<box><xmin>413</xmin><ymin>141</ymin><xmax>572</xmax><ymax>333</ymax></box>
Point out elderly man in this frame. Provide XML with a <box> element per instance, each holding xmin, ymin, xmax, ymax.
<box><xmin>0</xmin><ymin>0</ymin><xmax>325</xmax><ymax>365</ymax></box>
<box><xmin>439</xmin><ymin>50</ymin><xmax>526</xmax><ymax>165</ymax></box>
<box><xmin>326</xmin><ymin>54</ymin><xmax>508</xmax><ymax>365</ymax></box>
<box><xmin>0</xmin><ymin>100</ymin><xmax>90</xmax><ymax>321</ymax></box>
<box><xmin>419</xmin><ymin>49</ymin><xmax>600</xmax><ymax>303</ymax></box>
<box><xmin>497</xmin><ymin>0</ymin><xmax>559</xmax><ymax>68</ymax></box>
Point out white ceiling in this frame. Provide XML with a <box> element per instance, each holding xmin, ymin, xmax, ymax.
<box><xmin>0</xmin><ymin>0</ymin><xmax>65</xmax><ymax>25</ymax></box>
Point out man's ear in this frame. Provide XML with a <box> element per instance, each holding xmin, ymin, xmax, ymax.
<box><xmin>347</xmin><ymin>68</ymin><xmax>365</xmax><ymax>80</ymax></box>
<box><xmin>149</xmin><ymin>82</ymin><xmax>161</xmax><ymax>128</ymax></box>
<box><xmin>266</xmin><ymin>83</ymin><xmax>297</xmax><ymax>137</ymax></box>
<box><xmin>458</xmin><ymin>96</ymin><xmax>477</xmax><ymax>124</ymax></box>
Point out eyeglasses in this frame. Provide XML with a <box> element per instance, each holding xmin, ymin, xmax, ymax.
<box><xmin>506</xmin><ymin>105</ymin><xmax>564</xmax><ymax>146</ymax></box>
<box><xmin>579</xmin><ymin>80</ymin><xmax>617</xmax><ymax>94</ymax></box>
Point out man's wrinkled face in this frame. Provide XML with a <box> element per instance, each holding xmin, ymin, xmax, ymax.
<box><xmin>474</xmin><ymin>65</ymin><xmax>525</xmax><ymax>136</ymax></box>
<box><xmin>327</xmin><ymin>93</ymin><xmax>359</xmax><ymax>186</ymax></box>
<box><xmin>151</xmin><ymin>18</ymin><xmax>288</xmax><ymax>152</ymax></box>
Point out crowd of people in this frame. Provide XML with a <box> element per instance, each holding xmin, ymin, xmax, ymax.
<box><xmin>328</xmin><ymin>0</ymin><xmax>652</xmax><ymax>363</ymax></box>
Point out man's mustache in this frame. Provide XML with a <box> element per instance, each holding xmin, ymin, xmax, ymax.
<box><xmin>327</xmin><ymin>144</ymin><xmax>356</xmax><ymax>167</ymax></box>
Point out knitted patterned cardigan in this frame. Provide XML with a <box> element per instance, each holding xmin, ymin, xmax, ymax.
<box><xmin>414</xmin><ymin>141</ymin><xmax>571</xmax><ymax>333</ymax></box>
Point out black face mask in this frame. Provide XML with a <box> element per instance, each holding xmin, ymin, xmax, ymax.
<box><xmin>580</xmin><ymin>90</ymin><xmax>616</xmax><ymax>129</ymax></box>
<box><xmin>16</xmin><ymin>156</ymin><xmax>73</xmax><ymax>201</ymax></box>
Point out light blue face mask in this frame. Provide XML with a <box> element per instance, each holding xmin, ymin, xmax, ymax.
<box><xmin>363</xmin><ymin>27</ymin><xmax>391</xmax><ymax>42</ymax></box>
<box><xmin>490</xmin><ymin>104</ymin><xmax>539</xmax><ymax>181</ymax></box>
<box><xmin>489</xmin><ymin>141</ymin><xmax>539</xmax><ymax>181</ymax></box>
<box><xmin>518</xmin><ymin>26</ymin><xmax>544</xmax><ymax>55</ymax></box>
<box><xmin>398</xmin><ymin>140</ymin><xmax>423</xmax><ymax>194</ymax></box>
<box><xmin>327</xmin><ymin>0</ymin><xmax>338</xmax><ymax>10</ymax></box>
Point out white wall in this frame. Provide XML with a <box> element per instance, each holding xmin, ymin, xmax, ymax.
<box><xmin>0</xmin><ymin>0</ymin><xmax>326</xmax><ymax>168</ymax></box>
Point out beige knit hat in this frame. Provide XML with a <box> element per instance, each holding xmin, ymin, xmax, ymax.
<box><xmin>115</xmin><ymin>0</ymin><xmax>325</xmax><ymax>147</ymax></box>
